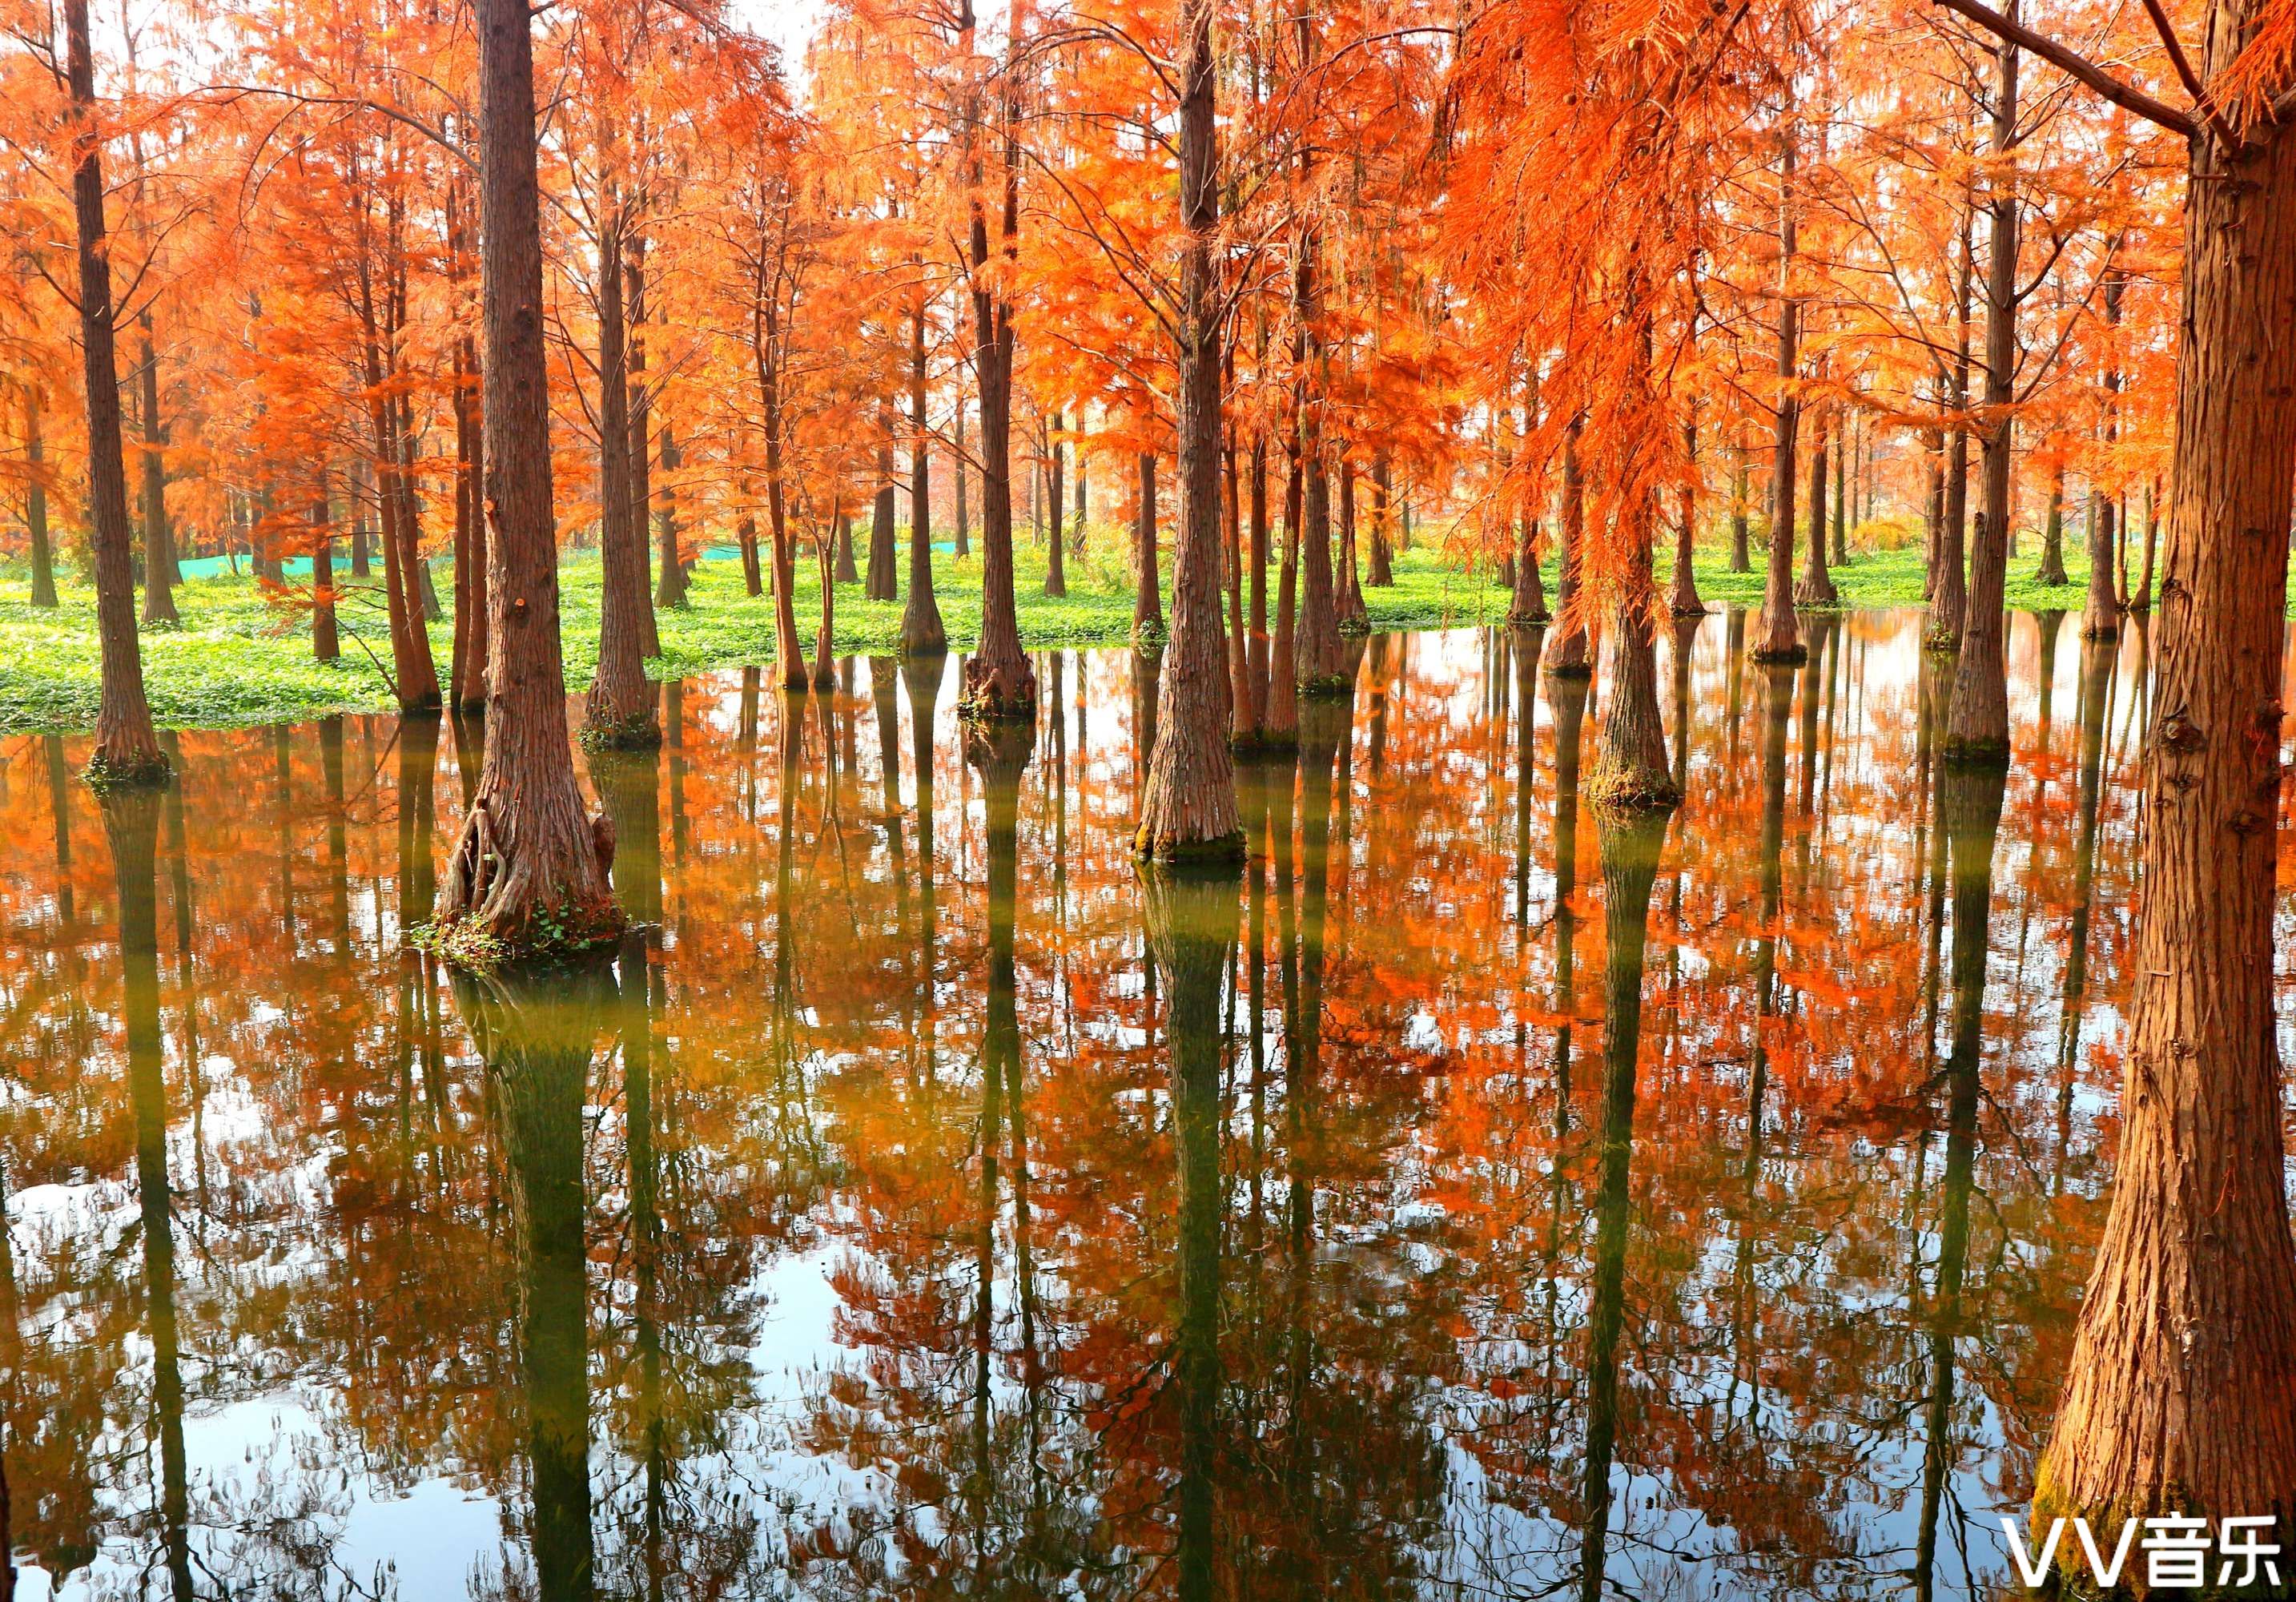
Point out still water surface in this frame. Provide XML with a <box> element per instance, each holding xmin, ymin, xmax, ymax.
<box><xmin>2</xmin><ymin>609</ymin><xmax>2290</xmax><ymax>1601</ymax></box>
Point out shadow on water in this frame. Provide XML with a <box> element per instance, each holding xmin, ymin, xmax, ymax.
<box><xmin>0</xmin><ymin>609</ymin><xmax>2244</xmax><ymax>1600</ymax></box>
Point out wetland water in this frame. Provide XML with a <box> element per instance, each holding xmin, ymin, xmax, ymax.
<box><xmin>2</xmin><ymin>609</ymin><xmax>2290</xmax><ymax>1600</ymax></box>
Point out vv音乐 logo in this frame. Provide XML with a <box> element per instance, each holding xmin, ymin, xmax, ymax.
<box><xmin>2001</xmin><ymin>1515</ymin><xmax>2284</xmax><ymax>1592</ymax></box>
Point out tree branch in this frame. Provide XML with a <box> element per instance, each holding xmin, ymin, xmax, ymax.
<box><xmin>1926</xmin><ymin>0</ymin><xmax>2197</xmax><ymax>139</ymax></box>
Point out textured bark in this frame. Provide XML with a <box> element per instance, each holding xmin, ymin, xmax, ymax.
<box><xmin>953</xmin><ymin>398</ymin><xmax>971</xmax><ymax>559</ymax></box>
<box><xmin>1293</xmin><ymin>442</ymin><xmax>1345</xmax><ymax>690</ymax></box>
<box><xmin>834</xmin><ymin>509</ymin><xmax>858</xmax><ymax>586</ymax></box>
<box><xmin>585</xmin><ymin>209</ymin><xmax>660</xmax><ymax>750</ymax></box>
<box><xmin>1754</xmin><ymin>120</ymin><xmax>1803</xmax><ymax>665</ymax></box>
<box><xmin>1795</xmin><ymin>403</ymin><xmax>1837</xmax><ymax>605</ymax></box>
<box><xmin>2037</xmin><ymin>32</ymin><xmax>2296</xmax><ymax>1540</ymax></box>
<box><xmin>1590</xmin><ymin>499</ymin><xmax>1679</xmax><ymax>814</ymax></box>
<box><xmin>1928</xmin><ymin>212</ymin><xmax>1975</xmax><ymax>652</ymax></box>
<box><xmin>2038</xmin><ymin>461</ymin><xmax>2070</xmax><ymax>585</ymax></box>
<box><xmin>1832</xmin><ymin>409</ymin><xmax>1850</xmax><ymax>566</ymax></box>
<box><xmin>1510</xmin><ymin>512</ymin><xmax>1549</xmax><ymax>623</ymax></box>
<box><xmin>1134</xmin><ymin>452</ymin><xmax>1164</xmax><ymax>636</ymax></box>
<box><xmin>66</xmin><ymin>0</ymin><xmax>165</xmax><ymax>786</ymax></box>
<box><xmin>1225</xmin><ymin>429</ymin><xmax>1257</xmax><ymax>747</ymax></box>
<box><xmin>434</xmin><ymin>0</ymin><xmax>621</xmax><ymax>959</ymax></box>
<box><xmin>1547</xmin><ymin>418</ymin><xmax>1592</xmax><ymax>675</ymax></box>
<box><xmin>1136</xmin><ymin>15</ymin><xmax>1240</xmax><ymax>863</ymax></box>
<box><xmin>24</xmin><ymin>387</ymin><xmax>56</xmax><ymax>607</ymax></box>
<box><xmin>902</xmin><ymin>362</ymin><xmax>947</xmax><ymax>654</ymax></box>
<box><xmin>958</xmin><ymin>15</ymin><xmax>1035</xmax><ymax>723</ymax></box>
<box><xmin>737</xmin><ymin>513</ymin><xmax>762</xmax><ymax>598</ymax></box>
<box><xmin>135</xmin><ymin>322</ymin><xmax>178</xmax><ymax>625</ymax></box>
<box><xmin>1944</xmin><ymin>47</ymin><xmax>2018</xmax><ymax>766</ymax></box>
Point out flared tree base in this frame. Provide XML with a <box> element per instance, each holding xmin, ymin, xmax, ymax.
<box><xmin>579</xmin><ymin>714</ymin><xmax>663</xmax><ymax>752</ymax></box>
<box><xmin>1297</xmin><ymin>672</ymin><xmax>1353</xmax><ymax>698</ymax></box>
<box><xmin>1509</xmin><ymin>606</ymin><xmax>1553</xmax><ymax>626</ymax></box>
<box><xmin>1133</xmin><ymin>617</ymin><xmax>1169</xmax><ymax>650</ymax></box>
<box><xmin>961</xmin><ymin>650</ymin><xmax>1039</xmax><ymax>724</ymax></box>
<box><xmin>1940</xmin><ymin>735</ymin><xmax>2012</xmax><ymax>768</ymax></box>
<box><xmin>1337</xmin><ymin>614</ymin><xmax>1371</xmax><ymax>638</ymax></box>
<box><xmin>1794</xmin><ymin>578</ymin><xmax>1840</xmax><ymax>607</ymax></box>
<box><xmin>1586</xmin><ymin>763</ymin><xmax>1683</xmax><ymax>815</ymax></box>
<box><xmin>1134</xmin><ymin>826</ymin><xmax>1245</xmax><ymax>864</ymax></box>
<box><xmin>84</xmin><ymin>749</ymin><xmax>173</xmax><ymax>791</ymax></box>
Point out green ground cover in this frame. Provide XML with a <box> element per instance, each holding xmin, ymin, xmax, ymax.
<box><xmin>0</xmin><ymin>526</ymin><xmax>2231</xmax><ymax>734</ymax></box>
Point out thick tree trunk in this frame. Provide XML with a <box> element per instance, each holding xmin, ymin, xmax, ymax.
<box><xmin>1510</xmin><ymin>511</ymin><xmax>1549</xmax><ymax>623</ymax></box>
<box><xmin>834</xmin><ymin>509</ymin><xmax>858</xmax><ymax>586</ymax></box>
<box><xmin>1944</xmin><ymin>43</ymin><xmax>2018</xmax><ymax>765</ymax></box>
<box><xmin>1136</xmin><ymin>16</ymin><xmax>1240</xmax><ymax>864</ymax></box>
<box><xmin>26</xmin><ymin>387</ymin><xmax>57</xmax><ymax>608</ymax></box>
<box><xmin>1226</xmin><ymin>426</ymin><xmax>1256</xmax><ymax>747</ymax></box>
<box><xmin>1590</xmin><ymin>475</ymin><xmax>1679</xmax><ymax>814</ymax></box>
<box><xmin>135</xmin><ymin>322</ymin><xmax>177</xmax><ymax>625</ymax></box>
<box><xmin>66</xmin><ymin>0</ymin><xmax>166</xmax><ymax>786</ymax></box>
<box><xmin>1795</xmin><ymin>403</ymin><xmax>1837</xmax><ymax>604</ymax></box>
<box><xmin>738</xmin><ymin>513</ymin><xmax>762</xmax><ymax>598</ymax></box>
<box><xmin>2037</xmin><ymin>37</ymin><xmax>2296</xmax><ymax>1540</ymax></box>
<box><xmin>433</xmin><ymin>0</ymin><xmax>621</xmax><ymax>960</ymax></box>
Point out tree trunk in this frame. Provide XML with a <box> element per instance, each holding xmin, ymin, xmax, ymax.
<box><xmin>1367</xmin><ymin>454</ymin><xmax>1394</xmax><ymax>586</ymax></box>
<box><xmin>66</xmin><ymin>0</ymin><xmax>166</xmax><ymax>786</ymax></box>
<box><xmin>135</xmin><ymin>320</ymin><xmax>178</xmax><ymax>625</ymax></box>
<box><xmin>1671</xmin><ymin>409</ymin><xmax>1705</xmax><ymax>615</ymax></box>
<box><xmin>350</xmin><ymin>453</ymin><xmax>372</xmax><ymax>578</ymax></box>
<box><xmin>449</xmin><ymin>261</ymin><xmax>488</xmax><ymax>711</ymax></box>
<box><xmin>1831</xmin><ymin>407</ymin><xmax>1850</xmax><ymax>566</ymax></box>
<box><xmin>1795</xmin><ymin>402</ymin><xmax>1837</xmax><ymax>604</ymax></box>
<box><xmin>2038</xmin><ymin>459</ymin><xmax>2069</xmax><ymax>586</ymax></box>
<box><xmin>1754</xmin><ymin>119</ymin><xmax>1803</xmax><ymax>663</ymax></box>
<box><xmin>1045</xmin><ymin>410</ymin><xmax>1068</xmax><ymax>597</ymax></box>
<box><xmin>869</xmin><ymin>395</ymin><xmax>899</xmax><ymax>602</ymax></box>
<box><xmin>585</xmin><ymin>209</ymin><xmax>658</xmax><ymax>750</ymax></box>
<box><xmin>1136</xmin><ymin>11</ymin><xmax>1240</xmax><ymax>863</ymax></box>
<box><xmin>1247</xmin><ymin>429</ymin><xmax>1271</xmax><ymax>731</ymax></box>
<box><xmin>1944</xmin><ymin>41</ymin><xmax>2019</xmax><ymax>765</ymax></box>
<box><xmin>1510</xmin><ymin>509</ymin><xmax>1548</xmax><ymax>623</ymax></box>
<box><xmin>1225</xmin><ymin>422</ymin><xmax>1255</xmax><ymax>748</ymax></box>
<box><xmin>954</xmin><ymin>394</ymin><xmax>971</xmax><ymax>559</ymax></box>
<box><xmin>1134</xmin><ymin>451</ymin><xmax>1164</xmax><ymax>638</ymax></box>
<box><xmin>434</xmin><ymin>0</ymin><xmax>621</xmax><ymax>960</ymax></box>
<box><xmin>1729</xmin><ymin>429</ymin><xmax>1751</xmax><ymax>572</ymax></box>
<box><xmin>626</xmin><ymin>237</ymin><xmax>661</xmax><ymax>655</ymax></box>
<box><xmin>1549</xmin><ymin>417</ymin><xmax>1592</xmax><ymax>675</ymax></box>
<box><xmin>1335</xmin><ymin>457</ymin><xmax>1367</xmax><ymax>630</ymax></box>
<box><xmin>2129</xmin><ymin>480</ymin><xmax>2158</xmax><ymax>613</ymax></box>
<box><xmin>1929</xmin><ymin>210</ymin><xmax>1975</xmax><ymax>652</ymax></box>
<box><xmin>958</xmin><ymin>27</ymin><xmax>1034</xmax><ymax>722</ymax></box>
<box><xmin>1591</xmin><ymin>509</ymin><xmax>1680</xmax><ymax>812</ymax></box>
<box><xmin>1265</xmin><ymin>442</ymin><xmax>1301</xmax><ymax>743</ymax></box>
<box><xmin>2037</xmin><ymin>24</ymin><xmax>2296</xmax><ymax>1538</ymax></box>
<box><xmin>903</xmin><ymin>300</ymin><xmax>947</xmax><ymax>654</ymax></box>
<box><xmin>2083</xmin><ymin>265</ymin><xmax>2124</xmax><ymax>638</ymax></box>
<box><xmin>312</xmin><ymin>484</ymin><xmax>339</xmax><ymax>662</ymax></box>
<box><xmin>25</xmin><ymin>387</ymin><xmax>56</xmax><ymax>608</ymax></box>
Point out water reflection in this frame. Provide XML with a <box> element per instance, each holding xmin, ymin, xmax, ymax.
<box><xmin>0</xmin><ymin>611</ymin><xmax>2270</xmax><ymax>1600</ymax></box>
